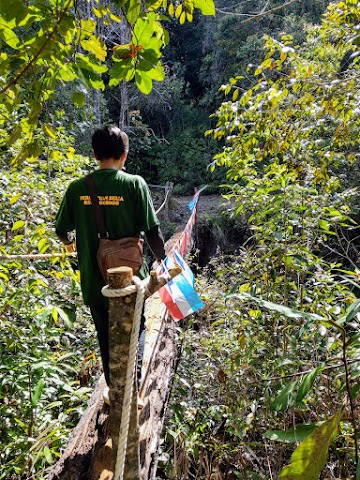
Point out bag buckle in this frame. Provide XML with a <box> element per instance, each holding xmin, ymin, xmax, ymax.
<box><xmin>98</xmin><ymin>232</ymin><xmax>110</xmax><ymax>239</ymax></box>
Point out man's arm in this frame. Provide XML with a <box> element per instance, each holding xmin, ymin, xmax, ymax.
<box><xmin>55</xmin><ymin>229</ymin><xmax>74</xmax><ymax>245</ymax></box>
<box><xmin>55</xmin><ymin>187</ymin><xmax>76</xmax><ymax>251</ymax></box>
<box><xmin>145</xmin><ymin>225</ymin><xmax>165</xmax><ymax>261</ymax></box>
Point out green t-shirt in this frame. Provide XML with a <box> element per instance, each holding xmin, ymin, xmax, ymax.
<box><xmin>55</xmin><ymin>169</ymin><xmax>159</xmax><ymax>305</ymax></box>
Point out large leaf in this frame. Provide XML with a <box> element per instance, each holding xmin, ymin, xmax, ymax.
<box><xmin>271</xmin><ymin>380</ymin><xmax>298</xmax><ymax>411</ymax></box>
<box><xmin>296</xmin><ymin>367</ymin><xmax>322</xmax><ymax>404</ymax></box>
<box><xmin>147</xmin><ymin>62</ymin><xmax>165</xmax><ymax>81</ymax></box>
<box><xmin>80</xmin><ymin>37</ymin><xmax>107</xmax><ymax>61</ymax></box>
<box><xmin>279</xmin><ymin>409</ymin><xmax>343</xmax><ymax>480</ymax></box>
<box><xmin>265</xmin><ymin>424</ymin><xmax>318</xmax><ymax>444</ymax></box>
<box><xmin>125</xmin><ymin>0</ymin><xmax>141</xmax><ymax>25</ymax></box>
<box><xmin>0</xmin><ymin>0</ymin><xmax>28</xmax><ymax>25</ymax></box>
<box><xmin>194</xmin><ymin>0</ymin><xmax>215</xmax><ymax>16</ymax></box>
<box><xmin>31</xmin><ymin>378</ymin><xmax>45</xmax><ymax>407</ymax></box>
<box><xmin>135</xmin><ymin>69</ymin><xmax>152</xmax><ymax>94</ymax></box>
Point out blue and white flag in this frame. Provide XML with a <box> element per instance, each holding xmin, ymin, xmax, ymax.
<box><xmin>158</xmin><ymin>250</ymin><xmax>204</xmax><ymax>321</ymax></box>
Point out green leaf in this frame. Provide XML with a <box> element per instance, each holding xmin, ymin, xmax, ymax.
<box><xmin>227</xmin><ymin>292</ymin><xmax>326</xmax><ymax>323</ymax></box>
<box><xmin>193</xmin><ymin>0</ymin><xmax>215</xmax><ymax>15</ymax></box>
<box><xmin>265</xmin><ymin>424</ymin><xmax>318</xmax><ymax>444</ymax></box>
<box><xmin>56</xmin><ymin>307</ymin><xmax>72</xmax><ymax>328</ymax></box>
<box><xmin>72</xmin><ymin>91</ymin><xmax>86</xmax><ymax>108</ymax></box>
<box><xmin>0</xmin><ymin>26</ymin><xmax>21</xmax><ymax>49</ymax></box>
<box><xmin>109</xmin><ymin>59</ymin><xmax>133</xmax><ymax>86</ymax></box>
<box><xmin>271</xmin><ymin>380</ymin><xmax>298</xmax><ymax>411</ymax></box>
<box><xmin>134</xmin><ymin>16</ymin><xmax>156</xmax><ymax>43</ymax></box>
<box><xmin>9</xmin><ymin>194</ymin><xmax>22</xmax><ymax>205</ymax></box>
<box><xmin>80</xmin><ymin>18</ymin><xmax>96</xmax><ymax>35</ymax></box>
<box><xmin>125</xmin><ymin>0</ymin><xmax>141</xmax><ymax>25</ymax></box>
<box><xmin>42</xmin><ymin>123</ymin><xmax>56</xmax><ymax>139</ymax></box>
<box><xmin>346</xmin><ymin>298</ymin><xmax>360</xmax><ymax>323</ymax></box>
<box><xmin>319</xmin><ymin>219</ymin><xmax>330</xmax><ymax>231</ymax></box>
<box><xmin>37</xmin><ymin>238</ymin><xmax>47</xmax><ymax>252</ymax></box>
<box><xmin>12</xmin><ymin>220</ymin><xmax>25</xmax><ymax>230</ymax></box>
<box><xmin>31</xmin><ymin>378</ymin><xmax>45</xmax><ymax>407</ymax></box>
<box><xmin>43</xmin><ymin>446</ymin><xmax>53</xmax><ymax>464</ymax></box>
<box><xmin>51</xmin><ymin>307</ymin><xmax>58</xmax><ymax>323</ymax></box>
<box><xmin>76</xmin><ymin>54</ymin><xmax>108</xmax><ymax>74</ymax></box>
<box><xmin>78</xmin><ymin>67</ymin><xmax>105</xmax><ymax>90</ymax></box>
<box><xmin>80</xmin><ymin>37</ymin><xmax>107</xmax><ymax>61</ymax></box>
<box><xmin>139</xmin><ymin>48</ymin><xmax>161</xmax><ymax>69</ymax></box>
<box><xmin>0</xmin><ymin>0</ymin><xmax>28</xmax><ymax>25</ymax></box>
<box><xmin>296</xmin><ymin>367</ymin><xmax>322</xmax><ymax>403</ymax></box>
<box><xmin>147</xmin><ymin>62</ymin><xmax>165</xmax><ymax>82</ymax></box>
<box><xmin>279</xmin><ymin>409</ymin><xmax>343</xmax><ymax>480</ymax></box>
<box><xmin>135</xmin><ymin>69</ymin><xmax>153</xmax><ymax>94</ymax></box>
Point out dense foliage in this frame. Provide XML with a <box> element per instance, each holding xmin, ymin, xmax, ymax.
<box><xmin>0</xmin><ymin>135</ymin><xmax>101</xmax><ymax>477</ymax></box>
<box><xmin>0</xmin><ymin>0</ymin><xmax>215</xmax><ymax>165</ymax></box>
<box><xmin>162</xmin><ymin>1</ymin><xmax>360</xmax><ymax>478</ymax></box>
<box><xmin>2</xmin><ymin>0</ymin><xmax>360</xmax><ymax>478</ymax></box>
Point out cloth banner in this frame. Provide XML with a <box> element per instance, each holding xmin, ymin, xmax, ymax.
<box><xmin>158</xmin><ymin>250</ymin><xmax>204</xmax><ymax>321</ymax></box>
<box><xmin>188</xmin><ymin>185</ymin><xmax>208</xmax><ymax>212</ymax></box>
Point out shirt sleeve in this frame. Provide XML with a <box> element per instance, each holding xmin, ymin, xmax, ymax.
<box><xmin>145</xmin><ymin>225</ymin><xmax>165</xmax><ymax>260</ymax></box>
<box><xmin>55</xmin><ymin>188</ymin><xmax>75</xmax><ymax>234</ymax></box>
<box><xmin>135</xmin><ymin>176</ymin><xmax>160</xmax><ymax>233</ymax></box>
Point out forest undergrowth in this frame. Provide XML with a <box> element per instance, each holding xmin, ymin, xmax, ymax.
<box><xmin>161</xmin><ymin>2</ymin><xmax>360</xmax><ymax>478</ymax></box>
<box><xmin>162</xmin><ymin>249</ymin><xmax>360</xmax><ymax>479</ymax></box>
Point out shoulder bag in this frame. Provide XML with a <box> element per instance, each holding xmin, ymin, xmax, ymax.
<box><xmin>85</xmin><ymin>173</ymin><xmax>143</xmax><ymax>280</ymax></box>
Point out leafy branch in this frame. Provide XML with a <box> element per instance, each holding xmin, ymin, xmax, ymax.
<box><xmin>0</xmin><ymin>0</ymin><xmax>73</xmax><ymax>96</ymax></box>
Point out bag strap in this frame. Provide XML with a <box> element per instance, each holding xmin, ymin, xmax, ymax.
<box><xmin>85</xmin><ymin>173</ymin><xmax>109</xmax><ymax>238</ymax></box>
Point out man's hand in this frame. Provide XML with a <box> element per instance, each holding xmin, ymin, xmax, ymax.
<box><xmin>63</xmin><ymin>243</ymin><xmax>76</xmax><ymax>254</ymax></box>
<box><xmin>151</xmin><ymin>260</ymin><xmax>162</xmax><ymax>271</ymax></box>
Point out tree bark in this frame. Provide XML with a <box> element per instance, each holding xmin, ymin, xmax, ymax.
<box><xmin>119</xmin><ymin>17</ymin><xmax>131</xmax><ymax>129</ymax></box>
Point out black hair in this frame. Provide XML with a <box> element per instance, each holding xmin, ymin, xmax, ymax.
<box><xmin>91</xmin><ymin>125</ymin><xmax>128</xmax><ymax>160</ymax></box>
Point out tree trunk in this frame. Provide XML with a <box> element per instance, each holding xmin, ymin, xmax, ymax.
<box><xmin>93</xmin><ymin>89</ymin><xmax>102</xmax><ymax>127</ymax></box>
<box><xmin>119</xmin><ymin>17</ymin><xmax>131</xmax><ymax>129</ymax></box>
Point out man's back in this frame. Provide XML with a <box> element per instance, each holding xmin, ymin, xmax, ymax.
<box><xmin>56</xmin><ymin>169</ymin><xmax>159</xmax><ymax>305</ymax></box>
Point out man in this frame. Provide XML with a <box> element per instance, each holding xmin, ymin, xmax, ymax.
<box><xmin>55</xmin><ymin>125</ymin><xmax>165</xmax><ymax>389</ymax></box>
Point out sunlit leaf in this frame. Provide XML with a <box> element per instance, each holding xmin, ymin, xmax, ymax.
<box><xmin>9</xmin><ymin>194</ymin><xmax>22</xmax><ymax>205</ymax></box>
<box><xmin>194</xmin><ymin>0</ymin><xmax>215</xmax><ymax>15</ymax></box>
<box><xmin>80</xmin><ymin>37</ymin><xmax>107</xmax><ymax>61</ymax></box>
<box><xmin>125</xmin><ymin>0</ymin><xmax>141</xmax><ymax>25</ymax></box>
<box><xmin>296</xmin><ymin>367</ymin><xmax>322</xmax><ymax>404</ymax></box>
<box><xmin>12</xmin><ymin>220</ymin><xmax>25</xmax><ymax>230</ymax></box>
<box><xmin>135</xmin><ymin>69</ymin><xmax>153</xmax><ymax>94</ymax></box>
<box><xmin>31</xmin><ymin>378</ymin><xmax>45</xmax><ymax>406</ymax></box>
<box><xmin>42</xmin><ymin>124</ymin><xmax>56</xmax><ymax>139</ymax></box>
<box><xmin>265</xmin><ymin>424</ymin><xmax>318</xmax><ymax>444</ymax></box>
<box><xmin>279</xmin><ymin>409</ymin><xmax>343</xmax><ymax>479</ymax></box>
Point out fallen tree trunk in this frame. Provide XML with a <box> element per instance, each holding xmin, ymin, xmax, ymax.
<box><xmin>48</xmin><ymin>375</ymin><xmax>107</xmax><ymax>480</ymax></box>
<box><xmin>139</xmin><ymin>301</ymin><xmax>178</xmax><ymax>479</ymax></box>
<box><xmin>48</xmin><ymin>290</ymin><xmax>179</xmax><ymax>480</ymax></box>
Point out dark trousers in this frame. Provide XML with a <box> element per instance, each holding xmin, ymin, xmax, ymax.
<box><xmin>90</xmin><ymin>304</ymin><xmax>146</xmax><ymax>387</ymax></box>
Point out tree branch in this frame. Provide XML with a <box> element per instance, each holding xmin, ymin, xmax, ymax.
<box><xmin>0</xmin><ymin>0</ymin><xmax>73</xmax><ymax>96</ymax></box>
<box><xmin>239</xmin><ymin>0</ymin><xmax>300</xmax><ymax>24</ymax></box>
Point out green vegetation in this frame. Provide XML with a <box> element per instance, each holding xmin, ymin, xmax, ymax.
<box><xmin>2</xmin><ymin>0</ymin><xmax>360</xmax><ymax>478</ymax></box>
<box><xmin>161</xmin><ymin>1</ymin><xmax>360</xmax><ymax>478</ymax></box>
<box><xmin>0</xmin><ymin>145</ymin><xmax>99</xmax><ymax>477</ymax></box>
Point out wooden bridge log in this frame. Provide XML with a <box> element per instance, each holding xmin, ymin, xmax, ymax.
<box><xmin>48</xmin><ymin>266</ymin><xmax>182</xmax><ymax>480</ymax></box>
<box><xmin>91</xmin><ymin>266</ymin><xmax>140</xmax><ymax>480</ymax></box>
<box><xmin>138</xmin><ymin>304</ymin><xmax>178</xmax><ymax>479</ymax></box>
